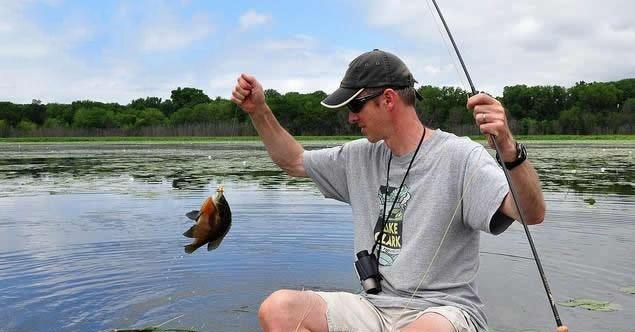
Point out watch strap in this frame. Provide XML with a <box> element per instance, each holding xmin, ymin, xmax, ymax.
<box><xmin>496</xmin><ymin>142</ymin><xmax>527</xmax><ymax>170</ymax></box>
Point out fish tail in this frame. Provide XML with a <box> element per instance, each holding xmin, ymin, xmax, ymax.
<box><xmin>184</xmin><ymin>244</ymin><xmax>200</xmax><ymax>254</ymax></box>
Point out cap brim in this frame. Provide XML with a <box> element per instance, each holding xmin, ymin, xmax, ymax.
<box><xmin>321</xmin><ymin>87</ymin><xmax>364</xmax><ymax>109</ymax></box>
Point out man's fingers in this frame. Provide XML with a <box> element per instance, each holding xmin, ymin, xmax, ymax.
<box><xmin>230</xmin><ymin>96</ymin><xmax>243</xmax><ymax>105</ymax></box>
<box><xmin>467</xmin><ymin>92</ymin><xmax>500</xmax><ymax>109</ymax></box>
<box><xmin>234</xmin><ymin>84</ymin><xmax>250</xmax><ymax>97</ymax></box>
<box><xmin>475</xmin><ymin>112</ymin><xmax>504</xmax><ymax>124</ymax></box>
<box><xmin>478</xmin><ymin>123</ymin><xmax>500</xmax><ymax>137</ymax></box>
<box><xmin>237</xmin><ymin>77</ymin><xmax>252</xmax><ymax>90</ymax></box>
<box><xmin>232</xmin><ymin>89</ymin><xmax>246</xmax><ymax>103</ymax></box>
<box><xmin>239</xmin><ymin>73</ymin><xmax>257</xmax><ymax>88</ymax></box>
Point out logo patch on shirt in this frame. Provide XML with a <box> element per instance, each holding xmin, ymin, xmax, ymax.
<box><xmin>374</xmin><ymin>184</ymin><xmax>410</xmax><ymax>266</ymax></box>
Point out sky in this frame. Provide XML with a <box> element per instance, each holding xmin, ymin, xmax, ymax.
<box><xmin>1</xmin><ymin>0</ymin><xmax>634</xmax><ymax>104</ymax></box>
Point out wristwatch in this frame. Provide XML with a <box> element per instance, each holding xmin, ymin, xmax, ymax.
<box><xmin>496</xmin><ymin>141</ymin><xmax>527</xmax><ymax>170</ymax></box>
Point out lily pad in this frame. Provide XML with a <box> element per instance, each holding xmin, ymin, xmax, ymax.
<box><xmin>558</xmin><ymin>298</ymin><xmax>621</xmax><ymax>312</ymax></box>
<box><xmin>620</xmin><ymin>286</ymin><xmax>635</xmax><ymax>294</ymax></box>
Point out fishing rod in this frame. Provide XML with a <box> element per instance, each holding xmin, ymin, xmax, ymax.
<box><xmin>429</xmin><ymin>1</ymin><xmax>568</xmax><ymax>331</ymax></box>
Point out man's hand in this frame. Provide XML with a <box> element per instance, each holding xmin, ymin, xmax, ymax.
<box><xmin>231</xmin><ymin>73</ymin><xmax>266</xmax><ymax>114</ymax></box>
<box><xmin>467</xmin><ymin>93</ymin><xmax>516</xmax><ymax>161</ymax></box>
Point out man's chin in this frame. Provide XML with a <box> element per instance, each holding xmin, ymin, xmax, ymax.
<box><xmin>360</xmin><ymin>128</ymin><xmax>377</xmax><ymax>142</ymax></box>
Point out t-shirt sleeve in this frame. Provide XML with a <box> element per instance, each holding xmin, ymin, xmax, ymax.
<box><xmin>303</xmin><ymin>145</ymin><xmax>350</xmax><ymax>203</ymax></box>
<box><xmin>461</xmin><ymin>145</ymin><xmax>513</xmax><ymax>234</ymax></box>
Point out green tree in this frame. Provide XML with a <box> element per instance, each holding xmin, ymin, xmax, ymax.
<box><xmin>568</xmin><ymin>81</ymin><xmax>622</xmax><ymax>112</ymax></box>
<box><xmin>0</xmin><ymin>119</ymin><xmax>8</xmax><ymax>137</ymax></box>
<box><xmin>129</xmin><ymin>97</ymin><xmax>163</xmax><ymax>110</ymax></box>
<box><xmin>135</xmin><ymin>108</ymin><xmax>166</xmax><ymax>127</ymax></box>
<box><xmin>0</xmin><ymin>102</ymin><xmax>23</xmax><ymax>126</ymax></box>
<box><xmin>43</xmin><ymin>117</ymin><xmax>65</xmax><ymax>128</ymax></box>
<box><xmin>46</xmin><ymin>103</ymin><xmax>74</xmax><ymax>126</ymax></box>
<box><xmin>113</xmin><ymin>109</ymin><xmax>139</xmax><ymax>129</ymax></box>
<box><xmin>17</xmin><ymin>119</ymin><xmax>37</xmax><ymax>132</ymax></box>
<box><xmin>73</xmin><ymin>107</ymin><xmax>115</xmax><ymax>128</ymax></box>
<box><xmin>170</xmin><ymin>87</ymin><xmax>211</xmax><ymax>109</ymax></box>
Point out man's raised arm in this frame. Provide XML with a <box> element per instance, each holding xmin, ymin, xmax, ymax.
<box><xmin>231</xmin><ymin>73</ymin><xmax>307</xmax><ymax>177</ymax></box>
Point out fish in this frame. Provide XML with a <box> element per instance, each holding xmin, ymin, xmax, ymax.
<box><xmin>182</xmin><ymin>186</ymin><xmax>232</xmax><ymax>254</ymax></box>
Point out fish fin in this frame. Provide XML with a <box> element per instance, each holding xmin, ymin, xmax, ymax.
<box><xmin>182</xmin><ymin>225</ymin><xmax>196</xmax><ymax>238</ymax></box>
<box><xmin>207</xmin><ymin>237</ymin><xmax>224</xmax><ymax>251</ymax></box>
<box><xmin>185</xmin><ymin>210</ymin><xmax>200</xmax><ymax>221</ymax></box>
<box><xmin>184</xmin><ymin>244</ymin><xmax>199</xmax><ymax>254</ymax></box>
<box><xmin>207</xmin><ymin>223</ymin><xmax>231</xmax><ymax>251</ymax></box>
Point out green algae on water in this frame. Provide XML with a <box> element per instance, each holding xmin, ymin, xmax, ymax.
<box><xmin>620</xmin><ymin>286</ymin><xmax>635</xmax><ymax>294</ymax></box>
<box><xmin>558</xmin><ymin>298</ymin><xmax>621</xmax><ymax>311</ymax></box>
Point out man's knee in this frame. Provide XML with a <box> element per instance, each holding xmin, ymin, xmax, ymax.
<box><xmin>401</xmin><ymin>312</ymin><xmax>456</xmax><ymax>332</ymax></box>
<box><xmin>259</xmin><ymin>289</ymin><xmax>294</xmax><ymax>323</ymax></box>
<box><xmin>258</xmin><ymin>289</ymin><xmax>328</xmax><ymax>332</ymax></box>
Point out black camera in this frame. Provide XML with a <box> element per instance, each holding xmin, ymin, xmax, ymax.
<box><xmin>354</xmin><ymin>250</ymin><xmax>382</xmax><ymax>294</ymax></box>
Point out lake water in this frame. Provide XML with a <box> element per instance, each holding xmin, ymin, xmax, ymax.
<box><xmin>0</xmin><ymin>140</ymin><xmax>633</xmax><ymax>332</ymax></box>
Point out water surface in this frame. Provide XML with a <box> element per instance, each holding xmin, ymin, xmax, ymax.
<box><xmin>0</xmin><ymin>141</ymin><xmax>633</xmax><ymax>332</ymax></box>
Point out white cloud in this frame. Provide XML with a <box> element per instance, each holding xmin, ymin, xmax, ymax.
<box><xmin>2</xmin><ymin>0</ymin><xmax>633</xmax><ymax>105</ymax></box>
<box><xmin>200</xmin><ymin>37</ymin><xmax>361</xmax><ymax>100</ymax></box>
<box><xmin>239</xmin><ymin>10</ymin><xmax>272</xmax><ymax>31</ymax></box>
<box><xmin>363</xmin><ymin>0</ymin><xmax>635</xmax><ymax>95</ymax></box>
<box><xmin>263</xmin><ymin>34</ymin><xmax>317</xmax><ymax>51</ymax></box>
<box><xmin>139</xmin><ymin>13</ymin><xmax>214</xmax><ymax>52</ymax></box>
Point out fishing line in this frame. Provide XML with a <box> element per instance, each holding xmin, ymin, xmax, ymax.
<box><xmin>427</xmin><ymin>0</ymin><xmax>566</xmax><ymax>329</ymax></box>
<box><xmin>231</xmin><ymin>104</ymin><xmax>239</xmax><ymax>137</ymax></box>
<box><xmin>396</xmin><ymin>147</ymin><xmax>485</xmax><ymax>319</ymax></box>
<box><xmin>423</xmin><ymin>0</ymin><xmax>471</xmax><ymax>92</ymax></box>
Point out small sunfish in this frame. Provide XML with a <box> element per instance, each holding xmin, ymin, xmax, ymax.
<box><xmin>182</xmin><ymin>186</ymin><xmax>232</xmax><ymax>254</ymax></box>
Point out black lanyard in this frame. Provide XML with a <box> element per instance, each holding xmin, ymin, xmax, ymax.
<box><xmin>371</xmin><ymin>127</ymin><xmax>427</xmax><ymax>265</ymax></box>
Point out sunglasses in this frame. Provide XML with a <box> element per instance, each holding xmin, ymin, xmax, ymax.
<box><xmin>347</xmin><ymin>89</ymin><xmax>386</xmax><ymax>113</ymax></box>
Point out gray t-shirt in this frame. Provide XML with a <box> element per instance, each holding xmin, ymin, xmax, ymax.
<box><xmin>303</xmin><ymin>129</ymin><xmax>511</xmax><ymax>331</ymax></box>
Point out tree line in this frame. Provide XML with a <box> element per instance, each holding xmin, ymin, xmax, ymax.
<box><xmin>1</xmin><ymin>79</ymin><xmax>633</xmax><ymax>137</ymax></box>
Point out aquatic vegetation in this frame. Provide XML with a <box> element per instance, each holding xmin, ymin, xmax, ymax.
<box><xmin>620</xmin><ymin>286</ymin><xmax>635</xmax><ymax>294</ymax></box>
<box><xmin>558</xmin><ymin>298</ymin><xmax>621</xmax><ymax>311</ymax></box>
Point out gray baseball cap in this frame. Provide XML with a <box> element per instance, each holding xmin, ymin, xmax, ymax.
<box><xmin>321</xmin><ymin>49</ymin><xmax>422</xmax><ymax>109</ymax></box>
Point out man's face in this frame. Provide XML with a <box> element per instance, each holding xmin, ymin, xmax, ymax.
<box><xmin>347</xmin><ymin>90</ymin><xmax>389</xmax><ymax>143</ymax></box>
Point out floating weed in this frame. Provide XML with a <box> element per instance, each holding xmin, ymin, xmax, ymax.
<box><xmin>583</xmin><ymin>198</ymin><xmax>596</xmax><ymax>206</ymax></box>
<box><xmin>558</xmin><ymin>298</ymin><xmax>621</xmax><ymax>312</ymax></box>
<box><xmin>620</xmin><ymin>286</ymin><xmax>635</xmax><ymax>294</ymax></box>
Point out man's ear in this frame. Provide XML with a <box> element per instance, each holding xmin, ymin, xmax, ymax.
<box><xmin>384</xmin><ymin>89</ymin><xmax>398</xmax><ymax>111</ymax></box>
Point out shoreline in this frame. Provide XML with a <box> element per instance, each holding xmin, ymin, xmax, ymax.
<box><xmin>0</xmin><ymin>134</ymin><xmax>633</xmax><ymax>144</ymax></box>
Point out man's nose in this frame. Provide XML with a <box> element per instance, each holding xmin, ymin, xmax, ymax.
<box><xmin>348</xmin><ymin>111</ymin><xmax>359</xmax><ymax>124</ymax></box>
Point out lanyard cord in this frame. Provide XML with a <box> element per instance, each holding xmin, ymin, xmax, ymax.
<box><xmin>371</xmin><ymin>127</ymin><xmax>427</xmax><ymax>268</ymax></box>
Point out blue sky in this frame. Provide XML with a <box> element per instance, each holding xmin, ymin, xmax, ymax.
<box><xmin>1</xmin><ymin>0</ymin><xmax>634</xmax><ymax>104</ymax></box>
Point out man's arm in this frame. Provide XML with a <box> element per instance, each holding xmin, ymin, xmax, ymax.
<box><xmin>499</xmin><ymin>160</ymin><xmax>545</xmax><ymax>224</ymax></box>
<box><xmin>467</xmin><ymin>93</ymin><xmax>545</xmax><ymax>225</ymax></box>
<box><xmin>231</xmin><ymin>73</ymin><xmax>307</xmax><ymax>178</ymax></box>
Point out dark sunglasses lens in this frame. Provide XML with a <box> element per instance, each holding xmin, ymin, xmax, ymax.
<box><xmin>347</xmin><ymin>99</ymin><xmax>363</xmax><ymax>113</ymax></box>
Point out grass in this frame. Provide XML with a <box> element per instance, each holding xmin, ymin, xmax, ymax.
<box><xmin>0</xmin><ymin>134</ymin><xmax>632</xmax><ymax>143</ymax></box>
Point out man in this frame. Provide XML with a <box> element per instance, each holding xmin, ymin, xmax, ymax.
<box><xmin>231</xmin><ymin>49</ymin><xmax>545</xmax><ymax>332</ymax></box>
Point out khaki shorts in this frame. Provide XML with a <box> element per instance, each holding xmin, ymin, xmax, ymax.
<box><xmin>313</xmin><ymin>291</ymin><xmax>478</xmax><ymax>332</ymax></box>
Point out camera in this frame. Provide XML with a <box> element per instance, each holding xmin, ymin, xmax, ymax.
<box><xmin>354</xmin><ymin>250</ymin><xmax>382</xmax><ymax>294</ymax></box>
